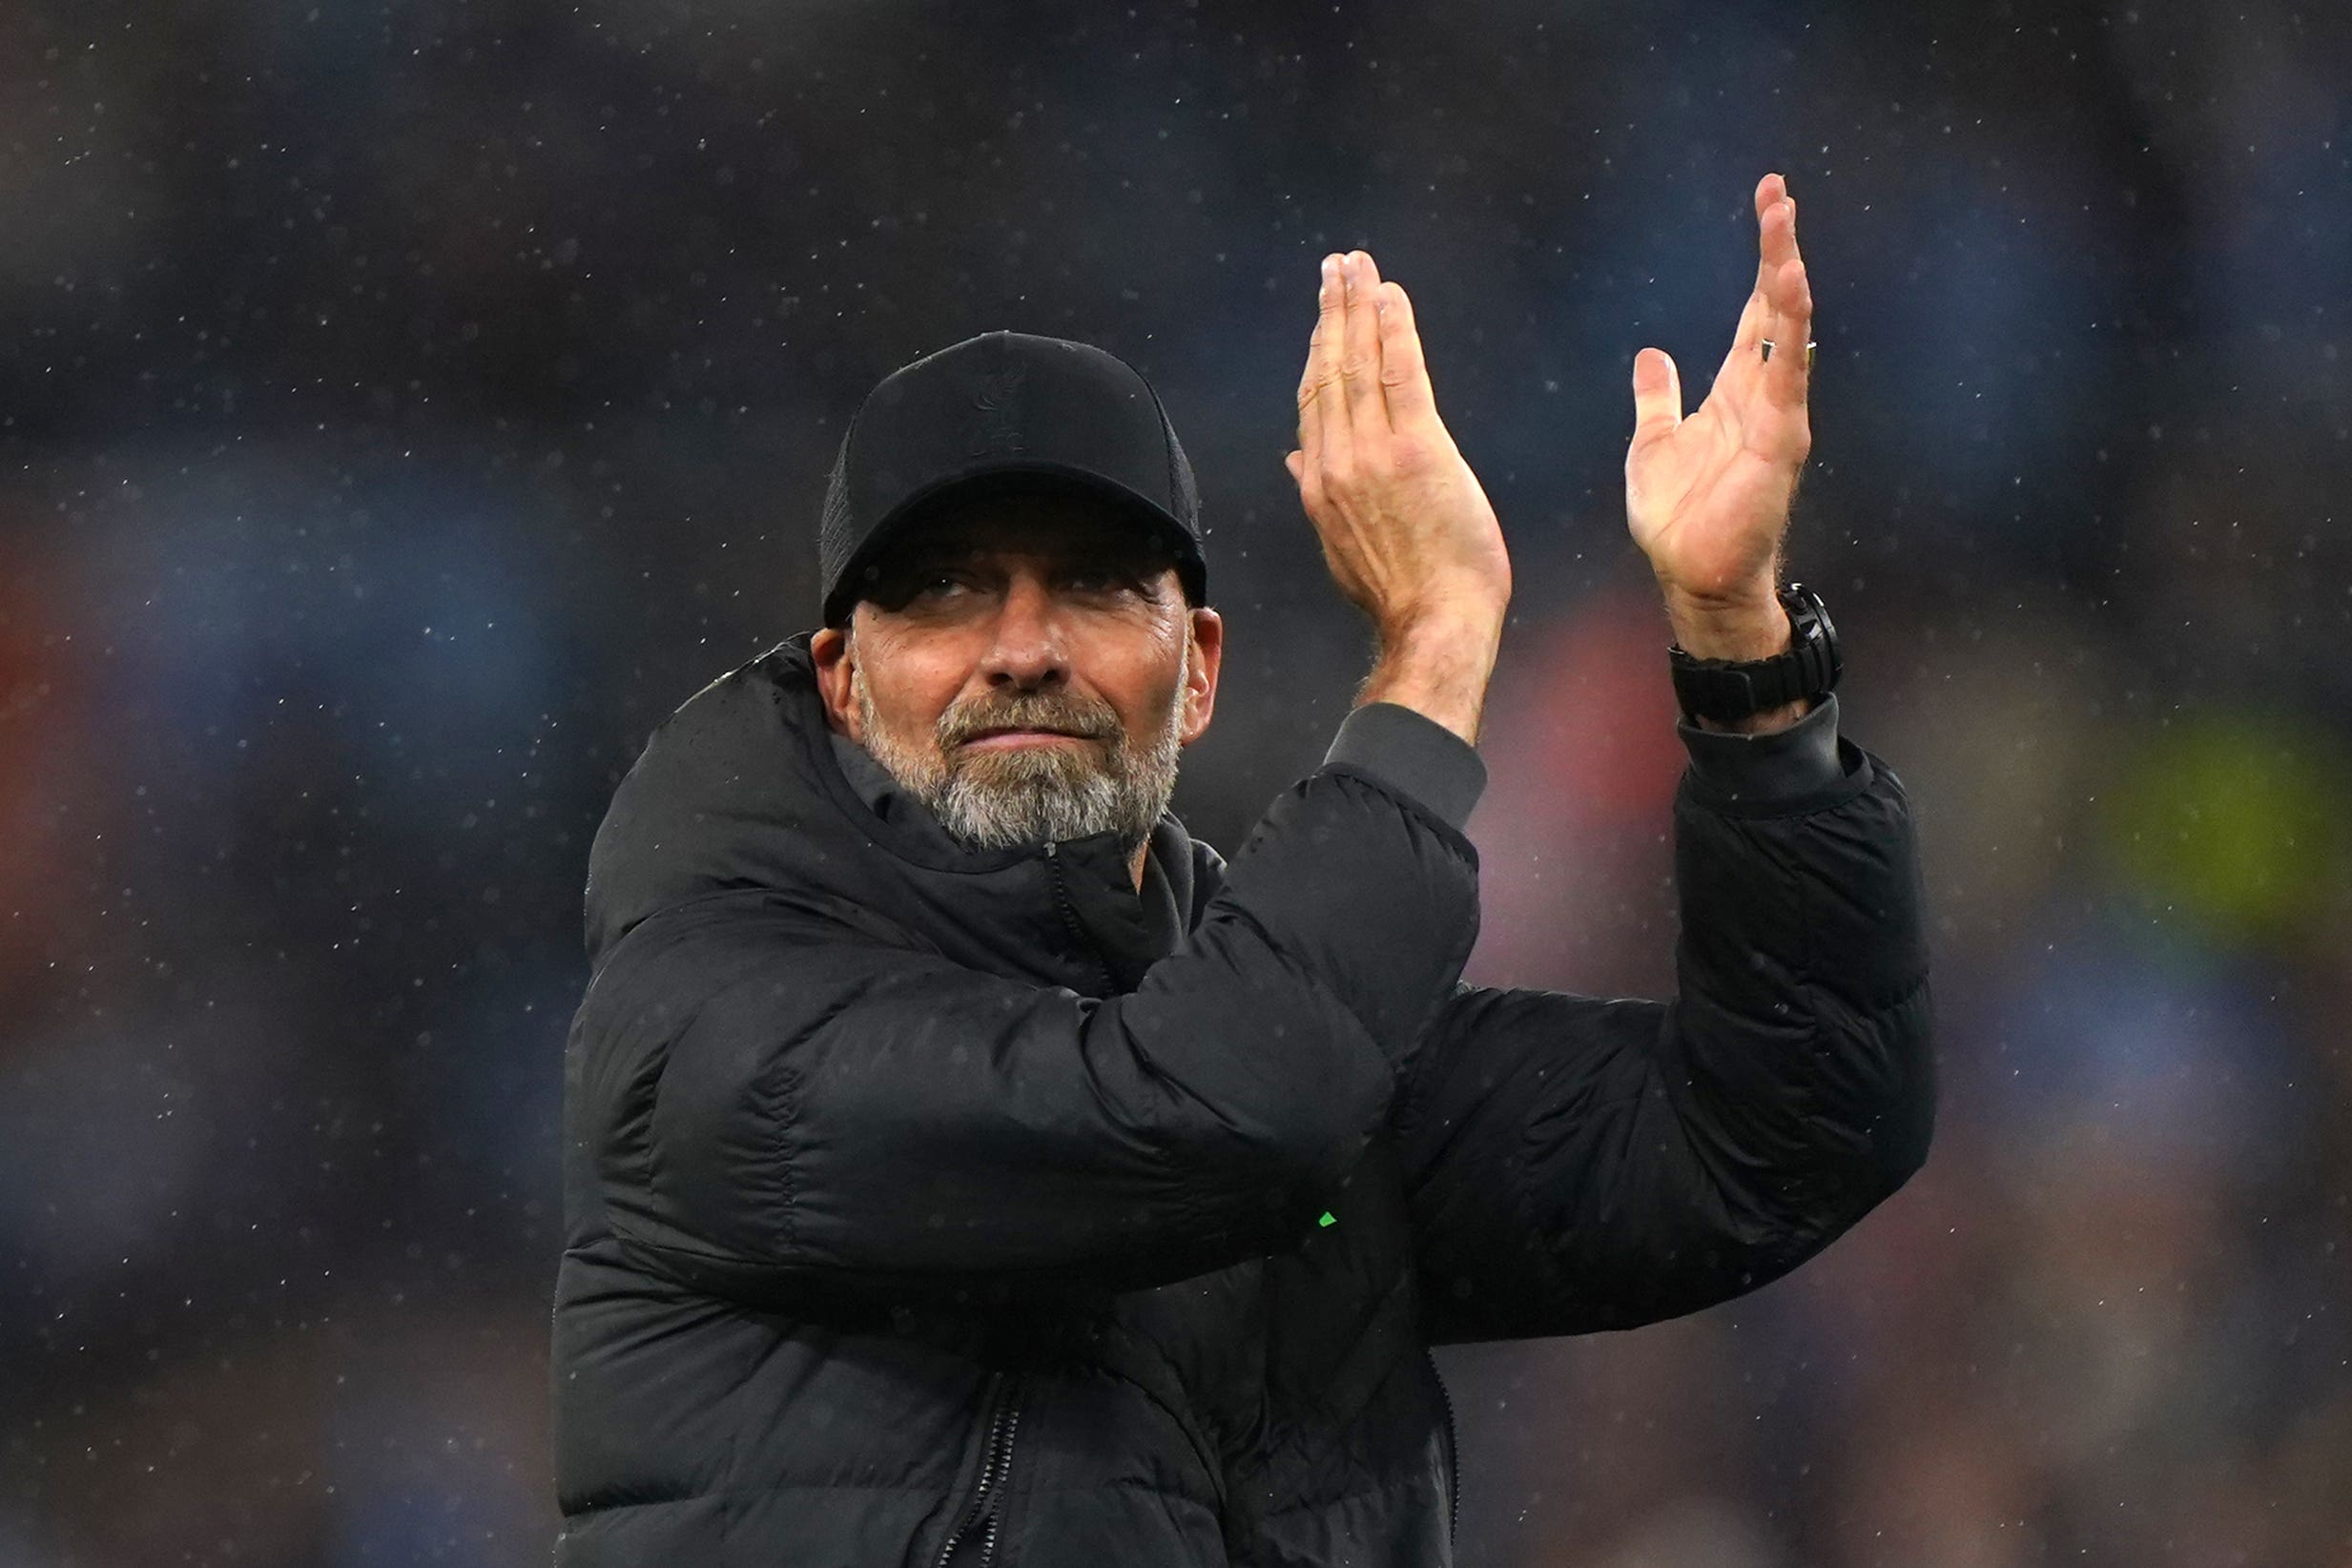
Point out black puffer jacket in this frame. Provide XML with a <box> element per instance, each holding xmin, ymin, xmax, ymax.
<box><xmin>553</xmin><ymin>635</ymin><xmax>1934</xmax><ymax>1566</ymax></box>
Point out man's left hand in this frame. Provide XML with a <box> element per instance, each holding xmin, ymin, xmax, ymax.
<box><xmin>1624</xmin><ymin>171</ymin><xmax>1813</xmax><ymax>665</ymax></box>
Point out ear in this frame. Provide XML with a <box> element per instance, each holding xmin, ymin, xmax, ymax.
<box><xmin>1179</xmin><ymin>606</ymin><xmax>1223</xmax><ymax>746</ymax></box>
<box><xmin>810</xmin><ymin>623</ymin><xmax>861</xmax><ymax>739</ymax></box>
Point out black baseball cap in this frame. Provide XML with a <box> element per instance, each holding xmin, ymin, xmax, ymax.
<box><xmin>816</xmin><ymin>330</ymin><xmax>1208</xmax><ymax>627</ymax></box>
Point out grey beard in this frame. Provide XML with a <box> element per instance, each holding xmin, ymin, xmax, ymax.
<box><xmin>852</xmin><ymin>665</ymin><xmax>1185</xmax><ymax>856</ymax></box>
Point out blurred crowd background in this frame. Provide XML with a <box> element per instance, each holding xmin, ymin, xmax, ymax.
<box><xmin>4</xmin><ymin>1</ymin><xmax>2348</xmax><ymax>1563</ymax></box>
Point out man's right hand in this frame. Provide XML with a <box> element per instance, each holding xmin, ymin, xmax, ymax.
<box><xmin>1286</xmin><ymin>250</ymin><xmax>1512</xmax><ymax>746</ymax></box>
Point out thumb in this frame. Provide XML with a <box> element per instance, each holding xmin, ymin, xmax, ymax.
<box><xmin>1630</xmin><ymin>347</ymin><xmax>1681</xmax><ymax>443</ymax></box>
<box><xmin>1285</xmin><ymin>448</ymin><xmax>1320</xmax><ymax>514</ymax></box>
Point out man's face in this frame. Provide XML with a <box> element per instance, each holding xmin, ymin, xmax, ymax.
<box><xmin>811</xmin><ymin>489</ymin><xmax>1223</xmax><ymax>856</ymax></box>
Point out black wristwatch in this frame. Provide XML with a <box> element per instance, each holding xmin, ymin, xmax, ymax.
<box><xmin>1668</xmin><ymin>582</ymin><xmax>1843</xmax><ymax>725</ymax></box>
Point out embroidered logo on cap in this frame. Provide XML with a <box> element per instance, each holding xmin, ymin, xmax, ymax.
<box><xmin>967</xmin><ymin>363</ymin><xmax>1027</xmax><ymax>458</ymax></box>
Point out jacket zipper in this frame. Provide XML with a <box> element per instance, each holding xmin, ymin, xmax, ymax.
<box><xmin>937</xmin><ymin>1372</ymin><xmax>1026</xmax><ymax>1568</ymax></box>
<box><xmin>1428</xmin><ymin>1348</ymin><xmax>1459</xmax><ymax>1547</ymax></box>
<box><xmin>933</xmin><ymin>840</ymin><xmax>1083</xmax><ymax>1568</ymax></box>
<box><xmin>1040</xmin><ymin>841</ymin><xmax>1115</xmax><ymax>995</ymax></box>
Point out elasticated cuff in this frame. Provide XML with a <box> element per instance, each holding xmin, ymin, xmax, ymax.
<box><xmin>1676</xmin><ymin>690</ymin><xmax>1846</xmax><ymax>805</ymax></box>
<box><xmin>1324</xmin><ymin>702</ymin><xmax>1489</xmax><ymax>832</ymax></box>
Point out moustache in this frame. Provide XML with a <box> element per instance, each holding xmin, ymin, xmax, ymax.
<box><xmin>937</xmin><ymin>692</ymin><xmax>1122</xmax><ymax>750</ymax></box>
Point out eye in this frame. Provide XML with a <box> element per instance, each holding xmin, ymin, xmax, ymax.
<box><xmin>907</xmin><ymin>569</ymin><xmax>972</xmax><ymax>601</ymax></box>
<box><xmin>1063</xmin><ymin>565</ymin><xmax>1144</xmax><ymax>596</ymax></box>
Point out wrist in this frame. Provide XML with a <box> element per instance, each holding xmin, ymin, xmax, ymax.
<box><xmin>1361</xmin><ymin>609</ymin><xmax>1503</xmax><ymax>747</ymax></box>
<box><xmin>1662</xmin><ymin>585</ymin><xmax>1790</xmax><ymax>662</ymax></box>
<box><xmin>1377</xmin><ymin>581</ymin><xmax>1508</xmax><ymax>648</ymax></box>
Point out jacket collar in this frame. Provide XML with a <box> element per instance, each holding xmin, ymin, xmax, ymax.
<box><xmin>583</xmin><ymin>634</ymin><xmax>1217</xmax><ymax>995</ymax></box>
<box><xmin>826</xmin><ymin>727</ymin><xmax>1189</xmax><ymax>963</ymax></box>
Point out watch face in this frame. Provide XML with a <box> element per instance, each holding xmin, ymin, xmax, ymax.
<box><xmin>1781</xmin><ymin>585</ymin><xmax>1841</xmax><ymax>689</ymax></box>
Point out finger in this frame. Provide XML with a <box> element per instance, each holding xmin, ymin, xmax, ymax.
<box><xmin>1339</xmin><ymin>251</ymin><xmax>1388</xmax><ymax>443</ymax></box>
<box><xmin>1296</xmin><ymin>256</ymin><xmax>1339</xmax><ymax>467</ymax></box>
<box><xmin>1306</xmin><ymin>254</ymin><xmax>1352</xmax><ymax>478</ymax></box>
<box><xmin>1761</xmin><ymin>196</ymin><xmax>1814</xmax><ymax>405</ymax></box>
<box><xmin>1734</xmin><ymin>174</ymin><xmax>1788</xmax><ymax>353</ymax></box>
<box><xmin>1377</xmin><ymin>280</ymin><xmax>1435</xmax><ymax>429</ymax></box>
<box><xmin>1295</xmin><ymin>288</ymin><xmax>1323</xmax><ymax>464</ymax></box>
<box><xmin>1730</xmin><ymin>280</ymin><xmax>1773</xmax><ymax>355</ymax></box>
<box><xmin>1747</xmin><ymin>171</ymin><xmax>1785</xmax><ymax>297</ymax></box>
<box><xmin>1630</xmin><ymin>346</ymin><xmax>1682</xmax><ymax>444</ymax></box>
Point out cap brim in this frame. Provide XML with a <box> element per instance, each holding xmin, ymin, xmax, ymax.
<box><xmin>822</xmin><ymin>463</ymin><xmax>1207</xmax><ymax>626</ymax></box>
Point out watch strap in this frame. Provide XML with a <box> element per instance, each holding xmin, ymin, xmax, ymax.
<box><xmin>1668</xmin><ymin>583</ymin><xmax>1843</xmax><ymax>724</ymax></box>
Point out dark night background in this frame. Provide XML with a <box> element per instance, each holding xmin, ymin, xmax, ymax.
<box><xmin>4</xmin><ymin>3</ymin><xmax>2348</xmax><ymax>1562</ymax></box>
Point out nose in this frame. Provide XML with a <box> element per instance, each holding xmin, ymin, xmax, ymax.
<box><xmin>980</xmin><ymin>567</ymin><xmax>1067</xmax><ymax>692</ymax></box>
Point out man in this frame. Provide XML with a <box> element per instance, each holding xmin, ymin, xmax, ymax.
<box><xmin>554</xmin><ymin>172</ymin><xmax>1933</xmax><ymax>1565</ymax></box>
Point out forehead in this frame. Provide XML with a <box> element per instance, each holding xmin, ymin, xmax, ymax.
<box><xmin>888</xmin><ymin>486</ymin><xmax>1177</xmax><ymax>567</ymax></box>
